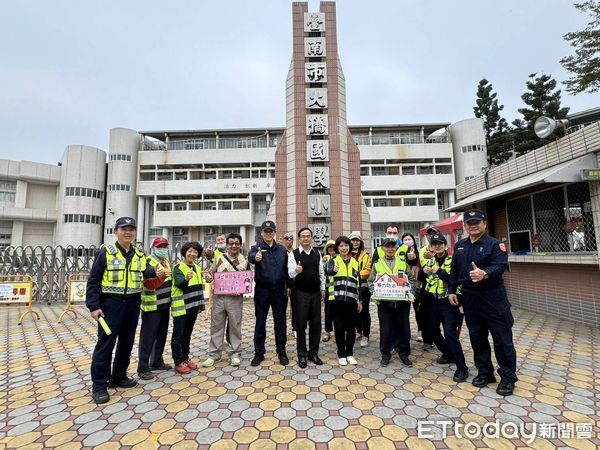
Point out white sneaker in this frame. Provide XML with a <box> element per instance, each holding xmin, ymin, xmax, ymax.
<box><xmin>347</xmin><ymin>356</ymin><xmax>358</xmax><ymax>365</ymax></box>
<box><xmin>416</xmin><ymin>331</ymin><xmax>423</xmax><ymax>343</ymax></box>
<box><xmin>293</xmin><ymin>331</ymin><xmax>297</xmax><ymax>339</ymax></box>
<box><xmin>201</xmin><ymin>358</ymin><xmax>215</xmax><ymax>368</ymax></box>
<box><xmin>338</xmin><ymin>358</ymin><xmax>348</xmax><ymax>366</ymax></box>
<box><xmin>360</xmin><ymin>336</ymin><xmax>368</xmax><ymax>347</ymax></box>
<box><xmin>230</xmin><ymin>357</ymin><xmax>241</xmax><ymax>367</ymax></box>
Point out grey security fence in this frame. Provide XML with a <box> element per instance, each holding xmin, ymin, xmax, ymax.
<box><xmin>0</xmin><ymin>243</ymin><xmax>220</xmax><ymax>304</ymax></box>
<box><xmin>0</xmin><ymin>245</ymin><xmax>99</xmax><ymax>304</ymax></box>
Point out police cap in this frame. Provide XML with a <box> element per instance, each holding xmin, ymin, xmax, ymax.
<box><xmin>261</xmin><ymin>220</ymin><xmax>276</xmax><ymax>232</ymax></box>
<box><xmin>115</xmin><ymin>217</ymin><xmax>137</xmax><ymax>229</ymax></box>
<box><xmin>430</xmin><ymin>234</ymin><xmax>447</xmax><ymax>245</ymax></box>
<box><xmin>463</xmin><ymin>209</ymin><xmax>486</xmax><ymax>223</ymax></box>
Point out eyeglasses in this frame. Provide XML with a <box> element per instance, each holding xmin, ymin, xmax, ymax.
<box><xmin>283</xmin><ymin>237</ymin><xmax>294</xmax><ymax>241</ymax></box>
<box><xmin>228</xmin><ymin>243</ymin><xmax>241</xmax><ymax>246</ymax></box>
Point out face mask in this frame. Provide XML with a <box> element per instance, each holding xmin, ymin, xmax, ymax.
<box><xmin>386</xmin><ymin>233</ymin><xmax>398</xmax><ymax>240</ymax></box>
<box><xmin>403</xmin><ymin>237</ymin><xmax>414</xmax><ymax>247</ymax></box>
<box><xmin>154</xmin><ymin>248</ymin><xmax>168</xmax><ymax>259</ymax></box>
<box><xmin>216</xmin><ymin>243</ymin><xmax>226</xmax><ymax>251</ymax></box>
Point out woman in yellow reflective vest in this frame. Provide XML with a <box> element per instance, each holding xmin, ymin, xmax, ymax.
<box><xmin>171</xmin><ymin>241</ymin><xmax>205</xmax><ymax>374</ymax></box>
<box><xmin>348</xmin><ymin>231</ymin><xmax>372</xmax><ymax>348</ymax></box>
<box><xmin>418</xmin><ymin>234</ymin><xmax>468</xmax><ymax>383</ymax></box>
<box><xmin>325</xmin><ymin>236</ymin><xmax>362</xmax><ymax>366</ymax></box>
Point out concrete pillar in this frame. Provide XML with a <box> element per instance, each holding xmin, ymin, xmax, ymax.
<box><xmin>137</xmin><ymin>197</ymin><xmax>145</xmax><ymax>247</ymax></box>
<box><xmin>14</xmin><ymin>181</ymin><xmax>27</xmax><ymax>208</ymax></box>
<box><xmin>11</xmin><ymin>221</ymin><xmax>24</xmax><ymax>247</ymax></box>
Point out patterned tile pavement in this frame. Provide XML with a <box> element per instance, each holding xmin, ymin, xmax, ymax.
<box><xmin>0</xmin><ymin>302</ymin><xmax>599</xmax><ymax>449</ymax></box>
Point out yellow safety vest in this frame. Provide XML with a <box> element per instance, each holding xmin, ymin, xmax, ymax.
<box><xmin>171</xmin><ymin>262</ymin><xmax>204</xmax><ymax>317</ymax></box>
<box><xmin>425</xmin><ymin>255</ymin><xmax>452</xmax><ymax>299</ymax></box>
<box><xmin>372</xmin><ymin>256</ymin><xmax>409</xmax><ymax>303</ymax></box>
<box><xmin>377</xmin><ymin>243</ymin><xmax>411</xmax><ymax>262</ymax></box>
<box><xmin>141</xmin><ymin>257</ymin><xmax>172</xmax><ymax>312</ymax></box>
<box><xmin>101</xmin><ymin>243</ymin><xmax>146</xmax><ymax>295</ymax></box>
<box><xmin>327</xmin><ymin>256</ymin><xmax>360</xmax><ymax>303</ymax></box>
<box><xmin>419</xmin><ymin>245</ymin><xmax>430</xmax><ymax>267</ymax></box>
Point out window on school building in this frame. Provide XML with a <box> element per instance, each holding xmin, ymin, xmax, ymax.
<box><xmin>506</xmin><ymin>182</ymin><xmax>597</xmax><ymax>254</ymax></box>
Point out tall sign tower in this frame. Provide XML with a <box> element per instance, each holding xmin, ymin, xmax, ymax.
<box><xmin>269</xmin><ymin>1</ymin><xmax>371</xmax><ymax>245</ymax></box>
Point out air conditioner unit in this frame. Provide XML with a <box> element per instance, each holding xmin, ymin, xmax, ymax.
<box><xmin>173</xmin><ymin>227</ymin><xmax>185</xmax><ymax>237</ymax></box>
<box><xmin>205</xmin><ymin>227</ymin><xmax>215</xmax><ymax>235</ymax></box>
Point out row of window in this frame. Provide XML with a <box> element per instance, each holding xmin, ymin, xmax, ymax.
<box><xmin>364</xmin><ymin>198</ymin><xmax>436</xmax><ymax>207</ymax></box>
<box><xmin>108</xmin><ymin>184</ymin><xmax>131</xmax><ymax>192</ymax></box>
<box><xmin>65</xmin><ymin>187</ymin><xmax>104</xmax><ymax>199</ymax></box>
<box><xmin>0</xmin><ymin>192</ymin><xmax>16</xmax><ymax>203</ymax></box>
<box><xmin>461</xmin><ymin>144</ymin><xmax>486</xmax><ymax>153</ymax></box>
<box><xmin>361</xmin><ymin>165</ymin><xmax>452</xmax><ymax>176</ymax></box>
<box><xmin>64</xmin><ymin>214</ymin><xmax>102</xmax><ymax>224</ymax></box>
<box><xmin>140</xmin><ymin>169</ymin><xmax>276</xmax><ymax>182</ymax></box>
<box><xmin>0</xmin><ymin>180</ymin><xmax>17</xmax><ymax>191</ymax></box>
<box><xmin>110</xmin><ymin>154</ymin><xmax>132</xmax><ymax>161</ymax></box>
<box><xmin>157</xmin><ymin>200</ymin><xmax>250</xmax><ymax>212</ymax></box>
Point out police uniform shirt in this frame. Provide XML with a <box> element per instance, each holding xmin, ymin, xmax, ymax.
<box><xmin>449</xmin><ymin>234</ymin><xmax>508</xmax><ymax>294</ymax></box>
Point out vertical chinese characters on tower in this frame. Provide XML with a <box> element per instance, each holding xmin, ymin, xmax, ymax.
<box><xmin>304</xmin><ymin>12</ymin><xmax>331</xmax><ymax>245</ymax></box>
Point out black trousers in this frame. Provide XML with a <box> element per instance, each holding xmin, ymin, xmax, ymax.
<box><xmin>332</xmin><ymin>301</ymin><xmax>358</xmax><ymax>358</ymax></box>
<box><xmin>378</xmin><ymin>301</ymin><xmax>411</xmax><ymax>358</ymax></box>
<box><xmin>171</xmin><ymin>312</ymin><xmax>198</xmax><ymax>366</ymax></box>
<box><xmin>253</xmin><ymin>285</ymin><xmax>287</xmax><ymax>355</ymax></box>
<box><xmin>428</xmin><ymin>298</ymin><xmax>468</xmax><ymax>371</ymax></box>
<box><xmin>289</xmin><ymin>285</ymin><xmax>298</xmax><ymax>332</ymax></box>
<box><xmin>295</xmin><ymin>290</ymin><xmax>322</xmax><ymax>357</ymax></box>
<box><xmin>323</xmin><ymin>296</ymin><xmax>333</xmax><ymax>333</ymax></box>
<box><xmin>355</xmin><ymin>289</ymin><xmax>371</xmax><ymax>338</ymax></box>
<box><xmin>90</xmin><ymin>295</ymin><xmax>140</xmax><ymax>392</ymax></box>
<box><xmin>137</xmin><ymin>308</ymin><xmax>170</xmax><ymax>373</ymax></box>
<box><xmin>417</xmin><ymin>290</ymin><xmax>434</xmax><ymax>344</ymax></box>
<box><xmin>462</xmin><ymin>286</ymin><xmax>518</xmax><ymax>383</ymax></box>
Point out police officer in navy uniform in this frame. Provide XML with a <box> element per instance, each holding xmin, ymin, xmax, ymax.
<box><xmin>449</xmin><ymin>209</ymin><xmax>517</xmax><ymax>396</ymax></box>
<box><xmin>248</xmin><ymin>220</ymin><xmax>290</xmax><ymax>367</ymax></box>
<box><xmin>86</xmin><ymin>217</ymin><xmax>161</xmax><ymax>404</ymax></box>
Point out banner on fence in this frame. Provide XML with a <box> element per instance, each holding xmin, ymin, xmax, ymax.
<box><xmin>69</xmin><ymin>281</ymin><xmax>87</xmax><ymax>304</ymax></box>
<box><xmin>0</xmin><ymin>282</ymin><xmax>31</xmax><ymax>304</ymax></box>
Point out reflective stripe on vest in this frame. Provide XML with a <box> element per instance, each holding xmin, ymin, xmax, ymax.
<box><xmin>425</xmin><ymin>255</ymin><xmax>452</xmax><ymax>299</ymax></box>
<box><xmin>171</xmin><ymin>262</ymin><xmax>204</xmax><ymax>317</ymax></box>
<box><xmin>101</xmin><ymin>243</ymin><xmax>146</xmax><ymax>295</ymax></box>
<box><xmin>327</xmin><ymin>256</ymin><xmax>360</xmax><ymax>303</ymax></box>
<box><xmin>141</xmin><ymin>257</ymin><xmax>172</xmax><ymax>312</ymax></box>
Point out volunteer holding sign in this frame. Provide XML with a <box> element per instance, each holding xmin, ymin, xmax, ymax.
<box><xmin>369</xmin><ymin>237</ymin><xmax>415</xmax><ymax>368</ymax></box>
<box><xmin>202</xmin><ymin>233</ymin><xmax>249</xmax><ymax>367</ymax></box>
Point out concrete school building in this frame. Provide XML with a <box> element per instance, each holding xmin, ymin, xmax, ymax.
<box><xmin>0</xmin><ymin>118</ymin><xmax>484</xmax><ymax>251</ymax></box>
<box><xmin>449</xmin><ymin>109</ymin><xmax>600</xmax><ymax>327</ymax></box>
<box><xmin>0</xmin><ymin>2</ymin><xmax>489</xmax><ymax>251</ymax></box>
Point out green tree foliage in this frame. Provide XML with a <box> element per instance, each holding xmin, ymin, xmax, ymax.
<box><xmin>473</xmin><ymin>79</ymin><xmax>512</xmax><ymax>166</ymax></box>
<box><xmin>561</xmin><ymin>1</ymin><xmax>600</xmax><ymax>94</ymax></box>
<box><xmin>514</xmin><ymin>73</ymin><xmax>570</xmax><ymax>156</ymax></box>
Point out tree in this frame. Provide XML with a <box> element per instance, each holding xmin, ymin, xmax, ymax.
<box><xmin>561</xmin><ymin>1</ymin><xmax>600</xmax><ymax>94</ymax></box>
<box><xmin>473</xmin><ymin>79</ymin><xmax>503</xmax><ymax>143</ymax></box>
<box><xmin>473</xmin><ymin>79</ymin><xmax>512</xmax><ymax>166</ymax></box>
<box><xmin>514</xmin><ymin>73</ymin><xmax>570</xmax><ymax>156</ymax></box>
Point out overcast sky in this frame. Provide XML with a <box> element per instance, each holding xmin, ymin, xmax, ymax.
<box><xmin>1</xmin><ymin>0</ymin><xmax>598</xmax><ymax>165</ymax></box>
